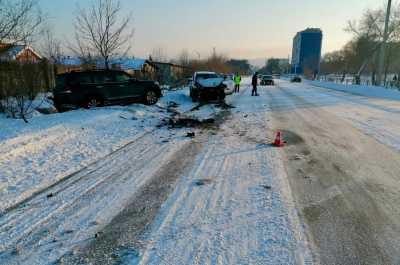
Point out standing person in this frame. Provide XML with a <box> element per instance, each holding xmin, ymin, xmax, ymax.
<box><xmin>234</xmin><ymin>73</ymin><xmax>241</xmax><ymax>93</ymax></box>
<box><xmin>252</xmin><ymin>72</ymin><xmax>259</xmax><ymax>96</ymax></box>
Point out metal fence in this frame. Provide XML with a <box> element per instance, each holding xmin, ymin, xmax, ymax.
<box><xmin>317</xmin><ymin>74</ymin><xmax>400</xmax><ymax>90</ymax></box>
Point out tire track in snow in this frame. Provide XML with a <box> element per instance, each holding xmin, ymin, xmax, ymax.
<box><xmin>135</xmin><ymin>89</ymin><xmax>310</xmax><ymax>265</ymax></box>
<box><xmin>0</xmin><ymin>130</ymin><xmax>189</xmax><ymax>264</ymax></box>
<box><xmin>0</xmin><ymin>129</ymin><xmax>155</xmax><ymax>214</ymax></box>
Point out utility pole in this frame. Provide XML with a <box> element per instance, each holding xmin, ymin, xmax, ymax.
<box><xmin>377</xmin><ymin>0</ymin><xmax>392</xmax><ymax>86</ymax></box>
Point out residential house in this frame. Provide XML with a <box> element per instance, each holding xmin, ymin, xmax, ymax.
<box><xmin>57</xmin><ymin>57</ymin><xmax>83</xmax><ymax>74</ymax></box>
<box><xmin>151</xmin><ymin>61</ymin><xmax>189</xmax><ymax>85</ymax></box>
<box><xmin>56</xmin><ymin>57</ymin><xmax>158</xmax><ymax>80</ymax></box>
<box><xmin>0</xmin><ymin>44</ymin><xmax>42</xmax><ymax>63</ymax></box>
<box><xmin>109</xmin><ymin>58</ymin><xmax>157</xmax><ymax>80</ymax></box>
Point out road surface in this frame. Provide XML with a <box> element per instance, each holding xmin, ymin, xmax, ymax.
<box><xmin>266</xmin><ymin>80</ymin><xmax>400</xmax><ymax>265</ymax></box>
<box><xmin>2</xmin><ymin>79</ymin><xmax>400</xmax><ymax>264</ymax></box>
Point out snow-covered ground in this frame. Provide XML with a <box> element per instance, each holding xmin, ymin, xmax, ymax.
<box><xmin>0</xmin><ymin>88</ymin><xmax>205</xmax><ymax>214</ymax></box>
<box><xmin>0</xmin><ymin>87</ymin><xmax>239</xmax><ymax>264</ymax></box>
<box><xmin>131</xmin><ymin>80</ymin><xmax>313</xmax><ymax>265</ymax></box>
<box><xmin>3</xmin><ymin>77</ymin><xmax>400</xmax><ymax>264</ymax></box>
<box><xmin>0</xmin><ymin>80</ymin><xmax>313</xmax><ymax>264</ymax></box>
<box><xmin>308</xmin><ymin>80</ymin><xmax>400</xmax><ymax>101</ymax></box>
<box><xmin>283</xmin><ymin>80</ymin><xmax>400</xmax><ymax>153</ymax></box>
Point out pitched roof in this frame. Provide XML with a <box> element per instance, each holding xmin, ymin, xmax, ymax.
<box><xmin>98</xmin><ymin>58</ymin><xmax>156</xmax><ymax>70</ymax></box>
<box><xmin>59</xmin><ymin>57</ymin><xmax>82</xmax><ymax>65</ymax></box>
<box><xmin>0</xmin><ymin>44</ymin><xmax>42</xmax><ymax>60</ymax></box>
<box><xmin>58</xmin><ymin>57</ymin><xmax>157</xmax><ymax>71</ymax></box>
<box><xmin>112</xmin><ymin>58</ymin><xmax>147</xmax><ymax>70</ymax></box>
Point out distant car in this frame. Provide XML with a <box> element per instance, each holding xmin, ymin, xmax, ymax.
<box><xmin>190</xmin><ymin>71</ymin><xmax>226</xmax><ymax>102</ymax></box>
<box><xmin>273</xmin><ymin>74</ymin><xmax>281</xmax><ymax>79</ymax></box>
<box><xmin>260</xmin><ymin>75</ymin><xmax>274</xmax><ymax>86</ymax></box>
<box><xmin>53</xmin><ymin>70</ymin><xmax>162</xmax><ymax>111</ymax></box>
<box><xmin>291</xmin><ymin>76</ymin><xmax>302</xmax><ymax>83</ymax></box>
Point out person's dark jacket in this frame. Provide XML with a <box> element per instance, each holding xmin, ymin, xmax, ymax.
<box><xmin>252</xmin><ymin>74</ymin><xmax>258</xmax><ymax>86</ymax></box>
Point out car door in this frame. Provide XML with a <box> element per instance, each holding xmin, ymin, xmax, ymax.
<box><xmin>92</xmin><ymin>71</ymin><xmax>123</xmax><ymax>101</ymax></box>
<box><xmin>113</xmin><ymin>71</ymin><xmax>141</xmax><ymax>99</ymax></box>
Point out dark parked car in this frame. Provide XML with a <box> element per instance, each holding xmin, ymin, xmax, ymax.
<box><xmin>53</xmin><ymin>70</ymin><xmax>162</xmax><ymax>111</ymax></box>
<box><xmin>291</xmin><ymin>76</ymin><xmax>302</xmax><ymax>83</ymax></box>
<box><xmin>260</xmin><ymin>75</ymin><xmax>274</xmax><ymax>86</ymax></box>
<box><xmin>190</xmin><ymin>71</ymin><xmax>226</xmax><ymax>102</ymax></box>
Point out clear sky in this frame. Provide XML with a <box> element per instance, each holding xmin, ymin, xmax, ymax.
<box><xmin>40</xmin><ymin>0</ymin><xmax>384</xmax><ymax>62</ymax></box>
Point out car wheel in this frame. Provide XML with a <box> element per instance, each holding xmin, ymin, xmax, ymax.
<box><xmin>85</xmin><ymin>96</ymin><xmax>103</xmax><ymax>109</ymax></box>
<box><xmin>144</xmin><ymin>90</ymin><xmax>158</xmax><ymax>105</ymax></box>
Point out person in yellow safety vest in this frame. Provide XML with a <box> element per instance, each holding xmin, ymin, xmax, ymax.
<box><xmin>234</xmin><ymin>73</ymin><xmax>241</xmax><ymax>93</ymax></box>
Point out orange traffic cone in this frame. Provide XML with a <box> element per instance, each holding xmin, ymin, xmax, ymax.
<box><xmin>273</xmin><ymin>131</ymin><xmax>284</xmax><ymax>147</ymax></box>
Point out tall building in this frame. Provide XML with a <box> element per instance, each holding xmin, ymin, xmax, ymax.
<box><xmin>291</xmin><ymin>28</ymin><xmax>323</xmax><ymax>76</ymax></box>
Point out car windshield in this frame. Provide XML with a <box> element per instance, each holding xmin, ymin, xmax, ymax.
<box><xmin>196</xmin><ymin>73</ymin><xmax>218</xmax><ymax>80</ymax></box>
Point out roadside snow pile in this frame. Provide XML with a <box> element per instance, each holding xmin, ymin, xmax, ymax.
<box><xmin>308</xmin><ymin>80</ymin><xmax>400</xmax><ymax>101</ymax></box>
<box><xmin>0</xmin><ymin>93</ymin><xmax>56</xmax><ymax>119</ymax></box>
<box><xmin>160</xmin><ymin>87</ymin><xmax>195</xmax><ymax>113</ymax></box>
<box><xmin>0</xmin><ymin>105</ymin><xmax>169</xmax><ymax>213</ymax></box>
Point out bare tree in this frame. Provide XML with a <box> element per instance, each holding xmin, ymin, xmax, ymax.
<box><xmin>345</xmin><ymin>4</ymin><xmax>400</xmax><ymax>78</ymax></box>
<box><xmin>0</xmin><ymin>61</ymin><xmax>52</xmax><ymax>122</ymax></box>
<box><xmin>71</xmin><ymin>0</ymin><xmax>134</xmax><ymax>69</ymax></box>
<box><xmin>0</xmin><ymin>0</ymin><xmax>43</xmax><ymax>44</ymax></box>
<box><xmin>150</xmin><ymin>46</ymin><xmax>168</xmax><ymax>62</ymax></box>
<box><xmin>40</xmin><ymin>26</ymin><xmax>63</xmax><ymax>63</ymax></box>
<box><xmin>177</xmin><ymin>49</ymin><xmax>190</xmax><ymax>66</ymax></box>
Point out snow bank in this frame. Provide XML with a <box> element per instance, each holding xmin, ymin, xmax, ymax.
<box><xmin>0</xmin><ymin>87</ymin><xmax>230</xmax><ymax>214</ymax></box>
<box><xmin>160</xmin><ymin>87</ymin><xmax>194</xmax><ymax>113</ymax></box>
<box><xmin>0</xmin><ymin>105</ymin><xmax>170</xmax><ymax>213</ymax></box>
<box><xmin>0</xmin><ymin>89</ymin><xmax>195</xmax><ymax>213</ymax></box>
<box><xmin>308</xmin><ymin>80</ymin><xmax>400</xmax><ymax>101</ymax></box>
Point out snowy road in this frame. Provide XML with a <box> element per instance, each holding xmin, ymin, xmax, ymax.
<box><xmin>132</xmin><ymin>87</ymin><xmax>312</xmax><ymax>265</ymax></box>
<box><xmin>1</xmin><ymin>79</ymin><xmax>400</xmax><ymax>264</ymax></box>
<box><xmin>265</xmin><ymin>80</ymin><xmax>400</xmax><ymax>264</ymax></box>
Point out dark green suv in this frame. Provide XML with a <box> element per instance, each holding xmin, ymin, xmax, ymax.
<box><xmin>53</xmin><ymin>70</ymin><xmax>162</xmax><ymax>111</ymax></box>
